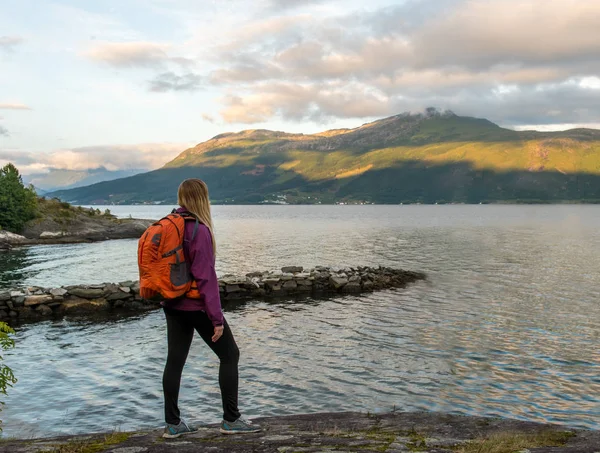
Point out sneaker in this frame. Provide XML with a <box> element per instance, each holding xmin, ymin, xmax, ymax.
<box><xmin>163</xmin><ymin>419</ymin><xmax>199</xmax><ymax>438</ymax></box>
<box><xmin>220</xmin><ymin>416</ymin><xmax>262</xmax><ymax>434</ymax></box>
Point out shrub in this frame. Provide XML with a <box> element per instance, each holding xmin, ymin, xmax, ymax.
<box><xmin>0</xmin><ymin>322</ymin><xmax>16</xmax><ymax>432</ymax></box>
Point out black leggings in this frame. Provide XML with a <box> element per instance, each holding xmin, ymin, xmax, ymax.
<box><xmin>162</xmin><ymin>307</ymin><xmax>241</xmax><ymax>424</ymax></box>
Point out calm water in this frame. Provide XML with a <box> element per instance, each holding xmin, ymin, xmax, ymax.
<box><xmin>1</xmin><ymin>205</ymin><xmax>599</xmax><ymax>438</ymax></box>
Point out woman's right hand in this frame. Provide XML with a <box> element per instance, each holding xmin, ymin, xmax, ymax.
<box><xmin>212</xmin><ymin>325</ymin><xmax>224</xmax><ymax>342</ymax></box>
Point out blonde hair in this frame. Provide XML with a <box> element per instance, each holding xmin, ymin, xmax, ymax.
<box><xmin>177</xmin><ymin>178</ymin><xmax>216</xmax><ymax>255</ymax></box>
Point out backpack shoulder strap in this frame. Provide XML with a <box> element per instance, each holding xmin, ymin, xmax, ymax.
<box><xmin>176</xmin><ymin>210</ymin><xmax>202</xmax><ymax>241</ymax></box>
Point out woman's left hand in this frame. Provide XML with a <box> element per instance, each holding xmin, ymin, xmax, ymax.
<box><xmin>212</xmin><ymin>325</ymin><xmax>224</xmax><ymax>342</ymax></box>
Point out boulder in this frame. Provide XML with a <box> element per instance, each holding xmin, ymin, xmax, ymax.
<box><xmin>67</xmin><ymin>287</ymin><xmax>106</xmax><ymax>299</ymax></box>
<box><xmin>282</xmin><ymin>280</ymin><xmax>297</xmax><ymax>290</ymax></box>
<box><xmin>0</xmin><ymin>292</ymin><xmax>10</xmax><ymax>302</ymax></box>
<box><xmin>131</xmin><ymin>282</ymin><xmax>140</xmax><ymax>294</ymax></box>
<box><xmin>0</xmin><ymin>310</ymin><xmax>7</xmax><ymax>319</ymax></box>
<box><xmin>106</xmin><ymin>291</ymin><xmax>132</xmax><ymax>301</ymax></box>
<box><xmin>362</xmin><ymin>280</ymin><xmax>374</xmax><ymax>291</ymax></box>
<box><xmin>329</xmin><ymin>276</ymin><xmax>349</xmax><ymax>289</ymax></box>
<box><xmin>58</xmin><ymin>297</ymin><xmax>109</xmax><ymax>313</ymax></box>
<box><xmin>245</xmin><ymin>271</ymin><xmax>263</xmax><ymax>278</ymax></box>
<box><xmin>342</xmin><ymin>282</ymin><xmax>362</xmax><ymax>293</ymax></box>
<box><xmin>12</xmin><ymin>296</ymin><xmax>25</xmax><ymax>307</ymax></box>
<box><xmin>221</xmin><ymin>275</ymin><xmax>247</xmax><ymax>285</ymax></box>
<box><xmin>16</xmin><ymin>307</ymin><xmax>37</xmax><ymax>319</ymax></box>
<box><xmin>49</xmin><ymin>288</ymin><xmax>68</xmax><ymax>297</ymax></box>
<box><xmin>225</xmin><ymin>285</ymin><xmax>243</xmax><ymax>293</ymax></box>
<box><xmin>281</xmin><ymin>266</ymin><xmax>303</xmax><ymax>274</ymax></box>
<box><xmin>24</xmin><ymin>295</ymin><xmax>53</xmax><ymax>307</ymax></box>
<box><xmin>35</xmin><ymin>304</ymin><xmax>53</xmax><ymax>316</ymax></box>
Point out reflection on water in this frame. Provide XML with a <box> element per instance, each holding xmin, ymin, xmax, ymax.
<box><xmin>1</xmin><ymin>205</ymin><xmax>599</xmax><ymax>438</ymax></box>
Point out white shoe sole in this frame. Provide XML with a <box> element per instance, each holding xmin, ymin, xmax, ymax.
<box><xmin>163</xmin><ymin>429</ymin><xmax>199</xmax><ymax>439</ymax></box>
<box><xmin>219</xmin><ymin>428</ymin><xmax>262</xmax><ymax>435</ymax></box>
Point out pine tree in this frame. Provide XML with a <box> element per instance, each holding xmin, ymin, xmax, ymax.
<box><xmin>0</xmin><ymin>163</ymin><xmax>38</xmax><ymax>233</ymax></box>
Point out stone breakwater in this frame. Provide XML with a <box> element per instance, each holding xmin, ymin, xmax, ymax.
<box><xmin>0</xmin><ymin>266</ymin><xmax>425</xmax><ymax>323</ymax></box>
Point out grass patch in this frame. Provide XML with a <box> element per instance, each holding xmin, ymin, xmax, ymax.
<box><xmin>44</xmin><ymin>432</ymin><xmax>131</xmax><ymax>453</ymax></box>
<box><xmin>453</xmin><ymin>430</ymin><xmax>576</xmax><ymax>453</ymax></box>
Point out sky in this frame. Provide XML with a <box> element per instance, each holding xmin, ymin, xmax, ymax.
<box><xmin>1</xmin><ymin>0</ymin><xmax>599</xmax><ymax>175</ymax></box>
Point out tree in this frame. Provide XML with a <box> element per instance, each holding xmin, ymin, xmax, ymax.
<box><xmin>0</xmin><ymin>322</ymin><xmax>16</xmax><ymax>432</ymax></box>
<box><xmin>0</xmin><ymin>163</ymin><xmax>38</xmax><ymax>233</ymax></box>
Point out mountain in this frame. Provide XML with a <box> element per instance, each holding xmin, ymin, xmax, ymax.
<box><xmin>24</xmin><ymin>167</ymin><xmax>147</xmax><ymax>193</ymax></box>
<box><xmin>50</xmin><ymin>111</ymin><xmax>600</xmax><ymax>204</ymax></box>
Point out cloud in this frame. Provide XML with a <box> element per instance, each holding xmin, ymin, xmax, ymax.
<box><xmin>0</xmin><ymin>103</ymin><xmax>32</xmax><ymax>110</ymax></box>
<box><xmin>202</xmin><ymin>0</ymin><xmax>600</xmax><ymax>125</ymax></box>
<box><xmin>266</xmin><ymin>0</ymin><xmax>326</xmax><ymax>11</ymax></box>
<box><xmin>0</xmin><ymin>36</ymin><xmax>24</xmax><ymax>52</ymax></box>
<box><xmin>0</xmin><ymin>143</ymin><xmax>192</xmax><ymax>175</ymax></box>
<box><xmin>85</xmin><ymin>41</ymin><xmax>191</xmax><ymax>68</ymax></box>
<box><xmin>0</xmin><ymin>125</ymin><xmax>8</xmax><ymax>137</ymax></box>
<box><xmin>148</xmin><ymin>72</ymin><xmax>204</xmax><ymax>92</ymax></box>
<box><xmin>87</xmin><ymin>0</ymin><xmax>600</xmax><ymax>127</ymax></box>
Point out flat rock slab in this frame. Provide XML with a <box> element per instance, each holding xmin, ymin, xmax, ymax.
<box><xmin>2</xmin><ymin>412</ymin><xmax>599</xmax><ymax>453</ymax></box>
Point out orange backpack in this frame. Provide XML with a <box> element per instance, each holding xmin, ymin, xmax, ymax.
<box><xmin>137</xmin><ymin>211</ymin><xmax>201</xmax><ymax>300</ymax></box>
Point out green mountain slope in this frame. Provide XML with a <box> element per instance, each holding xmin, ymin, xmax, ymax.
<box><xmin>51</xmin><ymin>111</ymin><xmax>600</xmax><ymax>204</ymax></box>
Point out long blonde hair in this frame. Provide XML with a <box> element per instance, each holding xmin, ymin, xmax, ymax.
<box><xmin>177</xmin><ymin>178</ymin><xmax>216</xmax><ymax>255</ymax></box>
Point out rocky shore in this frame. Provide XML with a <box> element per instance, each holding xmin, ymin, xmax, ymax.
<box><xmin>0</xmin><ymin>266</ymin><xmax>425</xmax><ymax>323</ymax></box>
<box><xmin>3</xmin><ymin>411</ymin><xmax>599</xmax><ymax>452</ymax></box>
<box><xmin>0</xmin><ymin>198</ymin><xmax>154</xmax><ymax>247</ymax></box>
<box><xmin>0</xmin><ymin>218</ymin><xmax>153</xmax><ymax>247</ymax></box>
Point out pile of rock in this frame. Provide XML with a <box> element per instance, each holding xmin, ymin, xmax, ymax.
<box><xmin>0</xmin><ymin>265</ymin><xmax>425</xmax><ymax>323</ymax></box>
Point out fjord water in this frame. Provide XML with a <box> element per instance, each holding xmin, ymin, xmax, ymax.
<box><xmin>1</xmin><ymin>205</ymin><xmax>599</xmax><ymax>438</ymax></box>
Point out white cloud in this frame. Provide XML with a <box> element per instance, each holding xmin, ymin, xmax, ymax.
<box><xmin>85</xmin><ymin>41</ymin><xmax>189</xmax><ymax>68</ymax></box>
<box><xmin>0</xmin><ymin>103</ymin><xmax>32</xmax><ymax>110</ymax></box>
<box><xmin>0</xmin><ymin>143</ymin><xmax>193</xmax><ymax>175</ymax></box>
<box><xmin>0</xmin><ymin>36</ymin><xmax>23</xmax><ymax>52</ymax></box>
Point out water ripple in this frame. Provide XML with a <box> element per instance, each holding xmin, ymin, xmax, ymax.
<box><xmin>2</xmin><ymin>205</ymin><xmax>600</xmax><ymax>437</ymax></box>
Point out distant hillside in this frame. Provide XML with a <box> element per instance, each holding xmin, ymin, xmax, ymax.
<box><xmin>51</xmin><ymin>111</ymin><xmax>600</xmax><ymax>204</ymax></box>
<box><xmin>24</xmin><ymin>167</ymin><xmax>146</xmax><ymax>192</ymax></box>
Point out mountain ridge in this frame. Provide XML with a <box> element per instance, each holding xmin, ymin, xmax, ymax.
<box><xmin>50</xmin><ymin>111</ymin><xmax>600</xmax><ymax>205</ymax></box>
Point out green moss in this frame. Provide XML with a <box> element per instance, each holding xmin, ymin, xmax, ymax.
<box><xmin>451</xmin><ymin>430</ymin><xmax>576</xmax><ymax>453</ymax></box>
<box><xmin>44</xmin><ymin>432</ymin><xmax>131</xmax><ymax>453</ymax></box>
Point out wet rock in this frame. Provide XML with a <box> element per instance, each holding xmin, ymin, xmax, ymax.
<box><xmin>342</xmin><ymin>282</ymin><xmax>361</xmax><ymax>293</ymax></box>
<box><xmin>329</xmin><ymin>276</ymin><xmax>349</xmax><ymax>289</ymax></box>
<box><xmin>68</xmin><ymin>287</ymin><xmax>106</xmax><ymax>299</ymax></box>
<box><xmin>283</xmin><ymin>280</ymin><xmax>297</xmax><ymax>290</ymax></box>
<box><xmin>0</xmin><ymin>292</ymin><xmax>10</xmax><ymax>302</ymax></box>
<box><xmin>0</xmin><ymin>310</ymin><xmax>7</xmax><ymax>319</ymax></box>
<box><xmin>12</xmin><ymin>296</ymin><xmax>25</xmax><ymax>307</ymax></box>
<box><xmin>281</xmin><ymin>266</ymin><xmax>303</xmax><ymax>273</ymax></box>
<box><xmin>24</xmin><ymin>295</ymin><xmax>53</xmax><ymax>307</ymax></box>
<box><xmin>49</xmin><ymin>288</ymin><xmax>68</xmax><ymax>297</ymax></box>
<box><xmin>226</xmin><ymin>285</ymin><xmax>242</xmax><ymax>293</ymax></box>
<box><xmin>106</xmin><ymin>291</ymin><xmax>132</xmax><ymax>301</ymax></box>
<box><xmin>58</xmin><ymin>297</ymin><xmax>109</xmax><ymax>313</ymax></box>
<box><xmin>35</xmin><ymin>304</ymin><xmax>53</xmax><ymax>316</ymax></box>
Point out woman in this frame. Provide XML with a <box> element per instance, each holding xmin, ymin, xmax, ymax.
<box><xmin>162</xmin><ymin>178</ymin><xmax>261</xmax><ymax>438</ymax></box>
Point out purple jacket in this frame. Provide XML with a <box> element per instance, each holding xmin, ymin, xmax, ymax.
<box><xmin>162</xmin><ymin>207</ymin><xmax>224</xmax><ymax>326</ymax></box>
